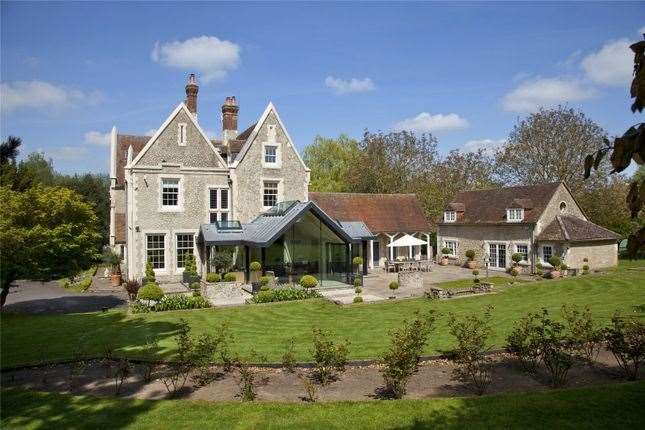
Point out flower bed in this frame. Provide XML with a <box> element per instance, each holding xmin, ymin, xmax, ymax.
<box><xmin>130</xmin><ymin>294</ymin><xmax>211</xmax><ymax>313</ymax></box>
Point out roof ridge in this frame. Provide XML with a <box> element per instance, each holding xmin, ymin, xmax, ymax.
<box><xmin>556</xmin><ymin>215</ymin><xmax>570</xmax><ymax>241</ymax></box>
<box><xmin>309</xmin><ymin>192</ymin><xmax>418</xmax><ymax>197</ymax></box>
<box><xmin>456</xmin><ymin>182</ymin><xmax>561</xmax><ymax>195</ymax></box>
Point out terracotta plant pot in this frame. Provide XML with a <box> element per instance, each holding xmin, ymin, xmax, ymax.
<box><xmin>550</xmin><ymin>270</ymin><xmax>561</xmax><ymax>279</ymax></box>
<box><xmin>466</xmin><ymin>260</ymin><xmax>477</xmax><ymax>269</ymax></box>
<box><xmin>440</xmin><ymin>258</ymin><xmax>449</xmax><ymax>266</ymax></box>
<box><xmin>110</xmin><ymin>273</ymin><xmax>121</xmax><ymax>286</ymax></box>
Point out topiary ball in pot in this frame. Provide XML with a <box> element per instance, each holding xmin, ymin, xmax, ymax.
<box><xmin>249</xmin><ymin>261</ymin><xmax>262</xmax><ymax>272</ymax></box>
<box><xmin>259</xmin><ymin>275</ymin><xmax>271</xmax><ymax>286</ymax></box>
<box><xmin>189</xmin><ymin>282</ymin><xmax>201</xmax><ymax>291</ymax></box>
<box><xmin>137</xmin><ymin>282</ymin><xmax>164</xmax><ymax>301</ymax></box>
<box><xmin>299</xmin><ymin>275</ymin><xmax>318</xmax><ymax>289</ymax></box>
<box><xmin>223</xmin><ymin>273</ymin><xmax>237</xmax><ymax>282</ymax></box>
<box><xmin>354</xmin><ymin>286</ymin><xmax>362</xmax><ymax>294</ymax></box>
<box><xmin>353</xmin><ymin>296</ymin><xmax>364</xmax><ymax>303</ymax></box>
<box><xmin>353</xmin><ymin>277</ymin><xmax>362</xmax><ymax>287</ymax></box>
<box><xmin>206</xmin><ymin>272</ymin><xmax>221</xmax><ymax>283</ymax></box>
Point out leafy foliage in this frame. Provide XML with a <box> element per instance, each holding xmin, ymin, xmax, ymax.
<box><xmin>223</xmin><ymin>273</ymin><xmax>237</xmax><ymax>282</ymax></box>
<box><xmin>311</xmin><ymin>328</ymin><xmax>349</xmax><ymax>385</ymax></box>
<box><xmin>603</xmin><ymin>313</ymin><xmax>645</xmax><ymax>380</ymax></box>
<box><xmin>536</xmin><ymin>309</ymin><xmax>575</xmax><ymax>387</ymax></box>
<box><xmin>562</xmin><ymin>304</ymin><xmax>602</xmax><ymax>363</ymax></box>
<box><xmin>352</xmin><ymin>296</ymin><xmax>363</xmax><ymax>303</ymax></box>
<box><xmin>206</xmin><ymin>272</ymin><xmax>221</xmax><ymax>283</ymax></box>
<box><xmin>210</xmin><ymin>248</ymin><xmax>234</xmax><ymax>274</ymax></box>
<box><xmin>151</xmin><ymin>295</ymin><xmax>211</xmax><ymax>312</ymax></box>
<box><xmin>249</xmin><ymin>261</ymin><xmax>262</xmax><ymax>272</ymax></box>
<box><xmin>299</xmin><ymin>275</ymin><xmax>318</xmax><ymax>289</ymax></box>
<box><xmin>380</xmin><ymin>311</ymin><xmax>436</xmax><ymax>398</ymax></box>
<box><xmin>252</xmin><ymin>287</ymin><xmax>321</xmax><ymax>304</ymax></box>
<box><xmin>183</xmin><ymin>254</ymin><xmax>198</xmax><ymax>277</ymax></box>
<box><xmin>137</xmin><ymin>283</ymin><xmax>164</xmax><ymax>301</ymax></box>
<box><xmin>389</xmin><ymin>281</ymin><xmax>399</xmax><ymax>291</ymax></box>
<box><xmin>465</xmin><ymin>249</ymin><xmax>476</xmax><ymax>261</ymax></box>
<box><xmin>145</xmin><ymin>260</ymin><xmax>155</xmax><ymax>283</ymax></box>
<box><xmin>506</xmin><ymin>312</ymin><xmax>543</xmax><ymax>373</ymax></box>
<box><xmin>281</xmin><ymin>338</ymin><xmax>297</xmax><ymax>373</ymax></box>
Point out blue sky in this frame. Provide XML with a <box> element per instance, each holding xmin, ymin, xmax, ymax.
<box><xmin>1</xmin><ymin>1</ymin><xmax>643</xmax><ymax>174</ymax></box>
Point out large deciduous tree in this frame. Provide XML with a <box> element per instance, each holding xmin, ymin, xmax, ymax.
<box><xmin>303</xmin><ymin>135</ymin><xmax>359</xmax><ymax>192</ymax></box>
<box><xmin>0</xmin><ymin>185</ymin><xmax>102</xmax><ymax>306</ymax></box>
<box><xmin>496</xmin><ymin>106</ymin><xmax>610</xmax><ymax>191</ymax></box>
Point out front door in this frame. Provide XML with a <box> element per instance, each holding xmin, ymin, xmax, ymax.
<box><xmin>373</xmin><ymin>242</ymin><xmax>380</xmax><ymax>264</ymax></box>
<box><xmin>489</xmin><ymin>243</ymin><xmax>507</xmax><ymax>269</ymax></box>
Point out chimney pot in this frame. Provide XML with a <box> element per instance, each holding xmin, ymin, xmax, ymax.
<box><xmin>222</xmin><ymin>95</ymin><xmax>239</xmax><ymax>137</ymax></box>
<box><xmin>185</xmin><ymin>74</ymin><xmax>199</xmax><ymax>115</ymax></box>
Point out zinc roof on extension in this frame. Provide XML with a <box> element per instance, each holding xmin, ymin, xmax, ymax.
<box><xmin>309</xmin><ymin>192</ymin><xmax>430</xmax><ymax>234</ymax></box>
<box><xmin>439</xmin><ymin>182</ymin><xmax>562</xmax><ymax>225</ymax></box>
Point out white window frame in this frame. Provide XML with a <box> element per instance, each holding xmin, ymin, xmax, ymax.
<box><xmin>444</xmin><ymin>211</ymin><xmax>456</xmax><ymax>223</ymax></box>
<box><xmin>159</xmin><ymin>176</ymin><xmax>184</xmax><ymax>212</ymax></box>
<box><xmin>175</xmin><ymin>232</ymin><xmax>195</xmax><ymax>272</ymax></box>
<box><xmin>207</xmin><ymin>186</ymin><xmax>230</xmax><ymax>223</ymax></box>
<box><xmin>262</xmin><ymin>179</ymin><xmax>281</xmax><ymax>210</ymax></box>
<box><xmin>506</xmin><ymin>208</ymin><xmax>524</xmax><ymax>222</ymax></box>
<box><xmin>442</xmin><ymin>239</ymin><xmax>458</xmax><ymax>257</ymax></box>
<box><xmin>178</xmin><ymin>123</ymin><xmax>187</xmax><ymax>146</ymax></box>
<box><xmin>515</xmin><ymin>243</ymin><xmax>530</xmax><ymax>263</ymax></box>
<box><xmin>540</xmin><ymin>244</ymin><xmax>554</xmax><ymax>266</ymax></box>
<box><xmin>261</xmin><ymin>142</ymin><xmax>281</xmax><ymax>168</ymax></box>
<box><xmin>145</xmin><ymin>232</ymin><xmax>168</xmax><ymax>273</ymax></box>
<box><xmin>484</xmin><ymin>240</ymin><xmax>511</xmax><ymax>270</ymax></box>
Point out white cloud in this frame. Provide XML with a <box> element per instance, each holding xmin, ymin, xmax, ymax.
<box><xmin>84</xmin><ymin>131</ymin><xmax>111</xmax><ymax>146</ymax></box>
<box><xmin>325</xmin><ymin>76</ymin><xmax>375</xmax><ymax>95</ymax></box>
<box><xmin>502</xmin><ymin>78</ymin><xmax>594</xmax><ymax>112</ymax></box>
<box><xmin>1</xmin><ymin>80</ymin><xmax>103</xmax><ymax>113</ymax></box>
<box><xmin>48</xmin><ymin>146</ymin><xmax>90</xmax><ymax>162</ymax></box>
<box><xmin>581</xmin><ymin>39</ymin><xmax>633</xmax><ymax>86</ymax></box>
<box><xmin>463</xmin><ymin>138</ymin><xmax>506</xmax><ymax>155</ymax></box>
<box><xmin>394</xmin><ymin>112</ymin><xmax>469</xmax><ymax>133</ymax></box>
<box><xmin>151</xmin><ymin>36</ymin><xmax>240</xmax><ymax>83</ymax></box>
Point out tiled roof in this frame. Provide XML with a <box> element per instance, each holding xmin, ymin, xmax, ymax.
<box><xmin>236</xmin><ymin>122</ymin><xmax>257</xmax><ymax>141</ymax></box>
<box><xmin>537</xmin><ymin>215</ymin><xmax>620</xmax><ymax>242</ymax></box>
<box><xmin>115</xmin><ymin>213</ymin><xmax>126</xmax><ymax>243</ymax></box>
<box><xmin>441</xmin><ymin>182</ymin><xmax>561</xmax><ymax>224</ymax></box>
<box><xmin>309</xmin><ymin>192</ymin><xmax>430</xmax><ymax>234</ymax></box>
<box><xmin>115</xmin><ymin>134</ymin><xmax>148</xmax><ymax>185</ymax></box>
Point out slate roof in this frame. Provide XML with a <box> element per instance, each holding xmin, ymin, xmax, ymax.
<box><xmin>309</xmin><ymin>192</ymin><xmax>430</xmax><ymax>234</ymax></box>
<box><xmin>537</xmin><ymin>215</ymin><xmax>620</xmax><ymax>242</ymax></box>
<box><xmin>440</xmin><ymin>182</ymin><xmax>561</xmax><ymax>224</ymax></box>
<box><xmin>198</xmin><ymin>201</ymin><xmax>366</xmax><ymax>247</ymax></box>
<box><xmin>114</xmin><ymin>213</ymin><xmax>126</xmax><ymax>243</ymax></box>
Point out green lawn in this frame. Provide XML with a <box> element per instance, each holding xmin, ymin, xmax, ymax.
<box><xmin>2</xmin><ymin>382</ymin><xmax>644</xmax><ymax>429</ymax></box>
<box><xmin>434</xmin><ymin>276</ymin><xmax>525</xmax><ymax>290</ymax></box>
<box><xmin>2</xmin><ymin>262</ymin><xmax>644</xmax><ymax>368</ymax></box>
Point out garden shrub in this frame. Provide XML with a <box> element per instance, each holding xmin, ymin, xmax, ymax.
<box><xmin>282</xmin><ymin>338</ymin><xmax>297</xmax><ymax>373</ymax></box>
<box><xmin>249</xmin><ymin>261</ymin><xmax>262</xmax><ymax>272</ymax></box>
<box><xmin>506</xmin><ymin>311</ymin><xmax>542</xmax><ymax>373</ymax></box>
<box><xmin>311</xmin><ymin>328</ymin><xmax>349</xmax><ymax>385</ymax></box>
<box><xmin>381</xmin><ymin>311</ymin><xmax>436</xmax><ymax>399</ymax></box>
<box><xmin>124</xmin><ymin>280</ymin><xmax>140</xmax><ymax>300</ymax></box>
<box><xmin>560</xmin><ymin>263</ymin><xmax>568</xmax><ymax>271</ymax></box>
<box><xmin>183</xmin><ymin>254</ymin><xmax>198</xmax><ymax>277</ymax></box>
<box><xmin>206</xmin><ymin>272</ymin><xmax>221</xmax><ymax>283</ymax></box>
<box><xmin>536</xmin><ymin>309</ymin><xmax>574</xmax><ymax>387</ymax></box>
<box><xmin>582</xmin><ymin>264</ymin><xmax>590</xmax><ymax>274</ymax></box>
<box><xmin>354</xmin><ymin>277</ymin><xmax>362</xmax><ymax>287</ymax></box>
<box><xmin>235</xmin><ymin>350</ymin><xmax>263</xmax><ymax>402</ymax></box>
<box><xmin>252</xmin><ymin>287</ymin><xmax>322</xmax><ymax>304</ymax></box>
<box><xmin>160</xmin><ymin>320</ymin><xmax>195</xmax><ymax>396</ymax></box>
<box><xmin>299</xmin><ymin>275</ymin><xmax>318</xmax><ymax>289</ymax></box>
<box><xmin>465</xmin><ymin>249</ymin><xmax>476</xmax><ymax>261</ymax></box>
<box><xmin>509</xmin><ymin>267</ymin><xmax>519</xmax><ymax>283</ymax></box>
<box><xmin>141</xmin><ymin>337</ymin><xmax>160</xmax><ymax>383</ymax></box>
<box><xmin>389</xmin><ymin>281</ymin><xmax>399</xmax><ymax>291</ymax></box>
<box><xmin>145</xmin><ymin>259</ymin><xmax>155</xmax><ymax>283</ymax></box>
<box><xmin>548</xmin><ymin>255</ymin><xmax>562</xmax><ymax>270</ymax></box>
<box><xmin>113</xmin><ymin>358</ymin><xmax>131</xmax><ymax>395</ymax></box>
<box><xmin>223</xmin><ymin>273</ymin><xmax>237</xmax><ymax>282</ymax></box>
<box><xmin>191</xmin><ymin>332</ymin><xmax>224</xmax><ymax>386</ymax></box>
<box><xmin>189</xmin><ymin>282</ymin><xmax>201</xmax><ymax>291</ymax></box>
<box><xmin>137</xmin><ymin>282</ymin><xmax>164</xmax><ymax>301</ymax></box>
<box><xmin>153</xmin><ymin>295</ymin><xmax>211</xmax><ymax>312</ymax></box>
<box><xmin>353</xmin><ymin>296</ymin><xmax>363</xmax><ymax>303</ymax></box>
<box><xmin>129</xmin><ymin>301</ymin><xmax>151</xmax><ymax>314</ymax></box>
<box><xmin>352</xmin><ymin>256</ymin><xmax>363</xmax><ymax>270</ymax></box>
<box><xmin>603</xmin><ymin>313</ymin><xmax>645</xmax><ymax>380</ymax></box>
<box><xmin>259</xmin><ymin>284</ymin><xmax>270</xmax><ymax>292</ymax></box>
<box><xmin>441</xmin><ymin>247</ymin><xmax>451</xmax><ymax>255</ymax></box>
<box><xmin>259</xmin><ymin>276</ymin><xmax>271</xmax><ymax>286</ymax></box>
<box><xmin>299</xmin><ymin>373</ymin><xmax>318</xmax><ymax>402</ymax></box>
<box><xmin>447</xmin><ymin>306</ymin><xmax>494</xmax><ymax>395</ymax></box>
<box><xmin>354</xmin><ymin>286</ymin><xmax>362</xmax><ymax>294</ymax></box>
<box><xmin>210</xmin><ymin>248</ymin><xmax>234</xmax><ymax>274</ymax></box>
<box><xmin>562</xmin><ymin>304</ymin><xmax>601</xmax><ymax>363</ymax></box>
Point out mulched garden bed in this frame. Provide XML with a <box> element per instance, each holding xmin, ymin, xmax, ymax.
<box><xmin>1</xmin><ymin>348</ymin><xmax>638</xmax><ymax>403</ymax></box>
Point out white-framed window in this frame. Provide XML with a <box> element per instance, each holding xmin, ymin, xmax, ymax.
<box><xmin>507</xmin><ymin>208</ymin><xmax>524</xmax><ymax>222</ymax></box>
<box><xmin>178</xmin><ymin>123</ymin><xmax>187</xmax><ymax>146</ymax></box>
<box><xmin>264</xmin><ymin>145</ymin><xmax>277</xmax><ymax>164</ymax></box>
<box><xmin>542</xmin><ymin>245</ymin><xmax>553</xmax><ymax>263</ymax></box>
<box><xmin>161</xmin><ymin>178</ymin><xmax>180</xmax><ymax>209</ymax></box>
<box><xmin>176</xmin><ymin>233</ymin><xmax>194</xmax><ymax>269</ymax></box>
<box><xmin>444</xmin><ymin>211</ymin><xmax>456</xmax><ymax>223</ymax></box>
<box><xmin>209</xmin><ymin>187</ymin><xmax>230</xmax><ymax>223</ymax></box>
<box><xmin>516</xmin><ymin>244</ymin><xmax>529</xmax><ymax>262</ymax></box>
<box><xmin>146</xmin><ymin>234</ymin><xmax>166</xmax><ymax>270</ymax></box>
<box><xmin>443</xmin><ymin>240</ymin><xmax>458</xmax><ymax>256</ymax></box>
<box><xmin>263</xmin><ymin>180</ymin><xmax>279</xmax><ymax>208</ymax></box>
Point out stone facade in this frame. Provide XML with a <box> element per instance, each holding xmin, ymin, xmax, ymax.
<box><xmin>232</xmin><ymin>110</ymin><xmax>308</xmax><ymax>223</ymax></box>
<box><xmin>565</xmin><ymin>241</ymin><xmax>618</xmax><ymax>269</ymax></box>
<box><xmin>535</xmin><ymin>183</ymin><xmax>585</xmax><ymax>236</ymax></box>
<box><xmin>398</xmin><ymin>270</ymin><xmax>423</xmax><ymax>290</ymax></box>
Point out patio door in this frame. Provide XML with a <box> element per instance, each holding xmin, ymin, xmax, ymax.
<box><xmin>488</xmin><ymin>243</ymin><xmax>506</xmax><ymax>269</ymax></box>
<box><xmin>373</xmin><ymin>242</ymin><xmax>380</xmax><ymax>264</ymax></box>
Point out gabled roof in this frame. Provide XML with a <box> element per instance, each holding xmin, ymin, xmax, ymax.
<box><xmin>309</xmin><ymin>192</ymin><xmax>430</xmax><ymax>234</ymax></box>
<box><xmin>129</xmin><ymin>102</ymin><xmax>227</xmax><ymax>168</ymax></box>
<box><xmin>115</xmin><ymin>135</ymin><xmax>148</xmax><ymax>186</ymax></box>
<box><xmin>230</xmin><ymin>102</ymin><xmax>309</xmax><ymax>171</ymax></box>
<box><xmin>198</xmin><ymin>200</ymin><xmax>360</xmax><ymax>247</ymax></box>
<box><xmin>440</xmin><ymin>182</ymin><xmax>561</xmax><ymax>224</ymax></box>
<box><xmin>537</xmin><ymin>215</ymin><xmax>620</xmax><ymax>242</ymax></box>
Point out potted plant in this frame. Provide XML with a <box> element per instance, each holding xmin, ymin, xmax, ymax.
<box><xmin>249</xmin><ymin>261</ymin><xmax>262</xmax><ymax>293</ymax></box>
<box><xmin>465</xmin><ymin>249</ymin><xmax>477</xmax><ymax>269</ymax></box>
<box><xmin>548</xmin><ymin>256</ymin><xmax>562</xmax><ymax>279</ymax></box>
<box><xmin>440</xmin><ymin>247</ymin><xmax>451</xmax><ymax>266</ymax></box>
<box><xmin>582</xmin><ymin>257</ymin><xmax>590</xmax><ymax>275</ymax></box>
<box><xmin>182</xmin><ymin>254</ymin><xmax>200</xmax><ymax>284</ymax></box>
<box><xmin>388</xmin><ymin>281</ymin><xmax>399</xmax><ymax>299</ymax></box>
<box><xmin>535</xmin><ymin>262</ymin><xmax>544</xmax><ymax>278</ymax></box>
<box><xmin>102</xmin><ymin>249</ymin><xmax>122</xmax><ymax>287</ymax></box>
<box><xmin>143</xmin><ymin>259</ymin><xmax>155</xmax><ymax>285</ymax></box>
<box><xmin>509</xmin><ymin>267</ymin><xmax>519</xmax><ymax>284</ymax></box>
<box><xmin>472</xmin><ymin>269</ymin><xmax>480</xmax><ymax>284</ymax></box>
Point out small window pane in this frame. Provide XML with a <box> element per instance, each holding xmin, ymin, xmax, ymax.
<box><xmin>517</xmin><ymin>244</ymin><xmax>528</xmax><ymax>261</ymax></box>
<box><xmin>147</xmin><ymin>234</ymin><xmax>165</xmax><ymax>269</ymax></box>
<box><xmin>162</xmin><ymin>178</ymin><xmax>179</xmax><ymax>207</ymax></box>
<box><xmin>543</xmin><ymin>246</ymin><xmax>552</xmax><ymax>262</ymax></box>
<box><xmin>176</xmin><ymin>234</ymin><xmax>194</xmax><ymax>268</ymax></box>
<box><xmin>210</xmin><ymin>212</ymin><xmax>218</xmax><ymax>223</ymax></box>
<box><xmin>263</xmin><ymin>181</ymin><xmax>278</xmax><ymax>208</ymax></box>
<box><xmin>209</xmin><ymin>189</ymin><xmax>218</xmax><ymax>209</ymax></box>
<box><xmin>265</xmin><ymin>145</ymin><xmax>277</xmax><ymax>163</ymax></box>
<box><xmin>220</xmin><ymin>212</ymin><xmax>228</xmax><ymax>222</ymax></box>
<box><xmin>220</xmin><ymin>189</ymin><xmax>228</xmax><ymax>209</ymax></box>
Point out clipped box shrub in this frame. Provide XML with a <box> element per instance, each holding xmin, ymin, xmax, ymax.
<box><xmin>259</xmin><ymin>276</ymin><xmax>271</xmax><ymax>286</ymax></box>
<box><xmin>206</xmin><ymin>272</ymin><xmax>221</xmax><ymax>283</ymax></box>
<box><xmin>189</xmin><ymin>282</ymin><xmax>201</xmax><ymax>291</ymax></box>
<box><xmin>223</xmin><ymin>273</ymin><xmax>237</xmax><ymax>282</ymax></box>
<box><xmin>300</xmin><ymin>275</ymin><xmax>318</xmax><ymax>289</ymax></box>
<box><xmin>389</xmin><ymin>281</ymin><xmax>399</xmax><ymax>291</ymax></box>
<box><xmin>252</xmin><ymin>287</ymin><xmax>322</xmax><ymax>304</ymax></box>
<box><xmin>137</xmin><ymin>282</ymin><xmax>164</xmax><ymax>301</ymax></box>
<box><xmin>353</xmin><ymin>296</ymin><xmax>364</xmax><ymax>303</ymax></box>
<box><xmin>153</xmin><ymin>295</ymin><xmax>211</xmax><ymax>312</ymax></box>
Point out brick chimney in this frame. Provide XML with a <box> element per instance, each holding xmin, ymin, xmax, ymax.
<box><xmin>185</xmin><ymin>74</ymin><xmax>198</xmax><ymax>116</ymax></box>
<box><xmin>222</xmin><ymin>96</ymin><xmax>239</xmax><ymax>142</ymax></box>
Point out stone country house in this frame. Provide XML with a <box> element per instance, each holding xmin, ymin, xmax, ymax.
<box><xmin>109</xmin><ymin>74</ymin><xmax>431</xmax><ymax>285</ymax></box>
<box><xmin>436</xmin><ymin>182</ymin><xmax>620</xmax><ymax>273</ymax></box>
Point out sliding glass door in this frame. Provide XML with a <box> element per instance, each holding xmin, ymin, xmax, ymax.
<box><xmin>488</xmin><ymin>243</ymin><xmax>506</xmax><ymax>269</ymax></box>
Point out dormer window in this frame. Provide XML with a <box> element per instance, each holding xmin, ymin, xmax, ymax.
<box><xmin>444</xmin><ymin>211</ymin><xmax>456</xmax><ymax>223</ymax></box>
<box><xmin>507</xmin><ymin>208</ymin><xmax>524</xmax><ymax>222</ymax></box>
<box><xmin>178</xmin><ymin>123</ymin><xmax>187</xmax><ymax>146</ymax></box>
